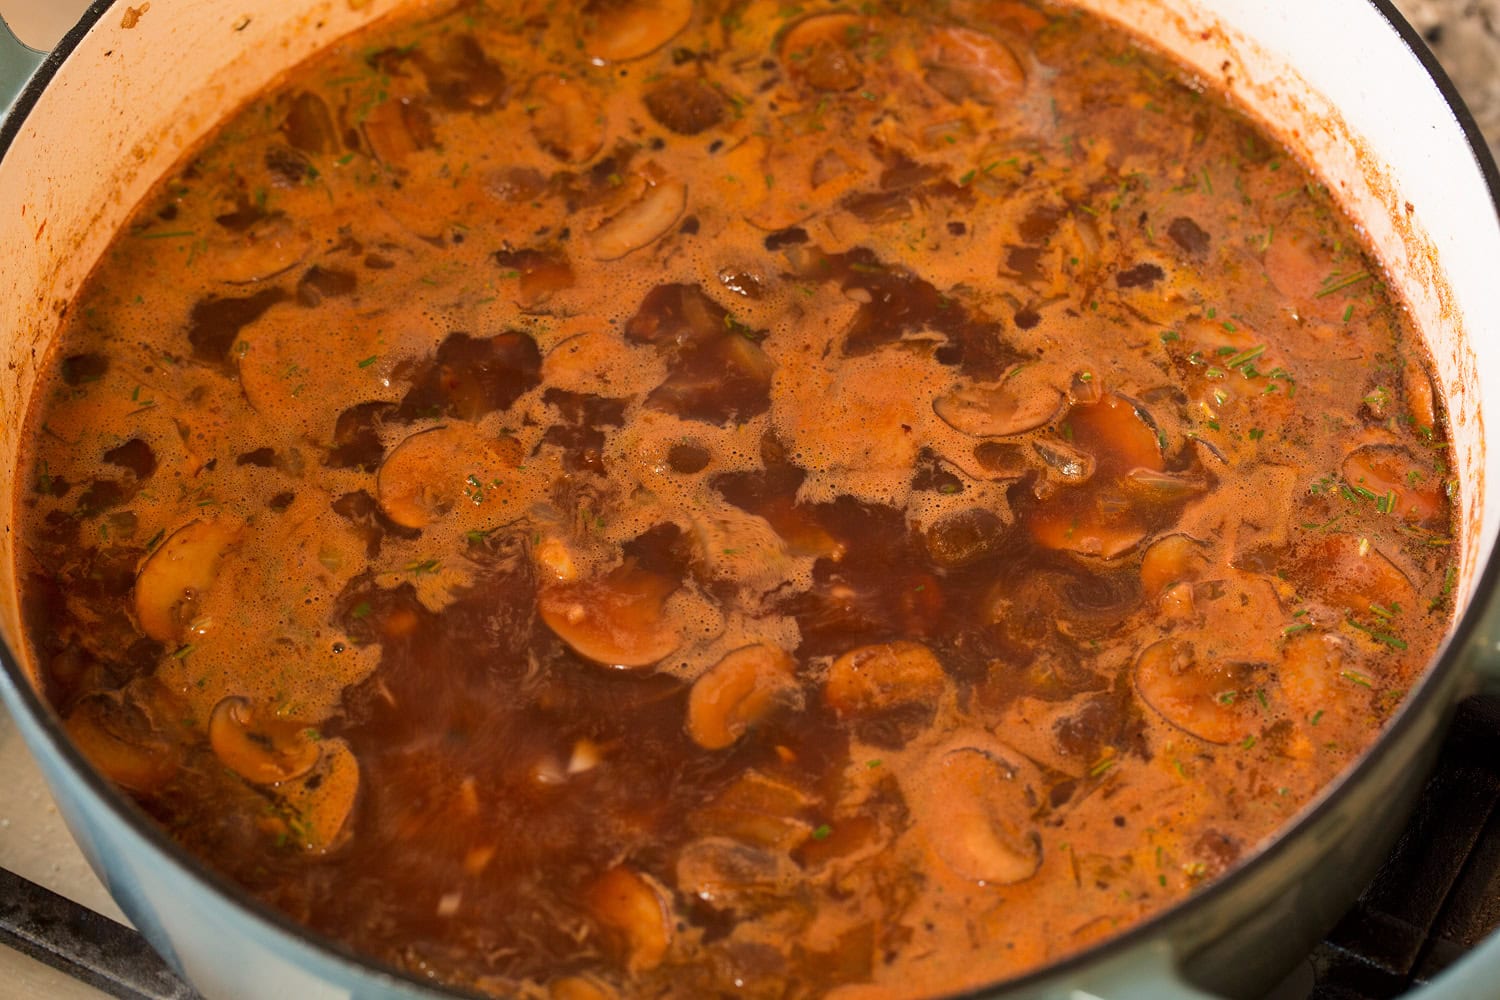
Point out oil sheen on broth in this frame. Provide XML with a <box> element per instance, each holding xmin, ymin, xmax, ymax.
<box><xmin>15</xmin><ymin>0</ymin><xmax>1459</xmax><ymax>996</ymax></box>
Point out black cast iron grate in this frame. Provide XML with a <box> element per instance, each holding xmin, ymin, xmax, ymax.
<box><xmin>1267</xmin><ymin>695</ymin><xmax>1500</xmax><ymax>1000</ymax></box>
<box><xmin>5</xmin><ymin>697</ymin><xmax>1500</xmax><ymax>1000</ymax></box>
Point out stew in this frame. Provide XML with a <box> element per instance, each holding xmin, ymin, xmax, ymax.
<box><xmin>14</xmin><ymin>0</ymin><xmax>1459</xmax><ymax>996</ymax></box>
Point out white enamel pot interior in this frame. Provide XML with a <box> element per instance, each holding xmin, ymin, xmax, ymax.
<box><xmin>2</xmin><ymin>1</ymin><xmax>1499</xmax><ymax>999</ymax></box>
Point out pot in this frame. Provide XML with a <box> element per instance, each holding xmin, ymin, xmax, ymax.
<box><xmin>2</xmin><ymin>2</ymin><xmax>1499</xmax><ymax>998</ymax></box>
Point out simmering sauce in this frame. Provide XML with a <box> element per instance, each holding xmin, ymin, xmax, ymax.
<box><xmin>15</xmin><ymin>1</ymin><xmax>1459</xmax><ymax>996</ymax></box>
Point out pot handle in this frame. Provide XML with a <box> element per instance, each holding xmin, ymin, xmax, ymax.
<box><xmin>0</xmin><ymin>12</ymin><xmax>46</xmax><ymax>127</ymax></box>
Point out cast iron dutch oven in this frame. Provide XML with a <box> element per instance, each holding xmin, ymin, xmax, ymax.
<box><xmin>2</xmin><ymin>1</ymin><xmax>1499</xmax><ymax>997</ymax></box>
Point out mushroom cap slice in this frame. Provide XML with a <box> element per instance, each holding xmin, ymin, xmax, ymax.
<box><xmin>778</xmin><ymin>13</ymin><xmax>868</xmax><ymax>92</ymax></box>
<box><xmin>584</xmin><ymin>866</ymin><xmax>674</xmax><ymax>972</ymax></box>
<box><xmin>1342</xmin><ymin>444</ymin><xmax>1444</xmax><ymax>524</ymax></box>
<box><xmin>376</xmin><ymin>425</ymin><xmax>524</xmax><ymax>529</ymax></box>
<box><xmin>134</xmin><ymin>519</ymin><xmax>241</xmax><ymax>642</ymax></box>
<box><xmin>1139</xmin><ymin>533</ymin><xmax>1210</xmax><ymax>599</ymax></box>
<box><xmin>588</xmin><ymin>178</ymin><xmax>687</xmax><ymax>260</ymax></box>
<box><xmin>934</xmin><ymin>375</ymin><xmax>1064</xmax><ymax>438</ymax></box>
<box><xmin>1287</xmin><ymin>532</ymin><xmax>1418</xmax><ymax>617</ymax></box>
<box><xmin>687</xmin><ymin>644</ymin><xmax>799</xmax><ymax>749</ymax></box>
<box><xmin>580</xmin><ymin>0</ymin><xmax>694</xmax><ymax>63</ymax></box>
<box><xmin>824</xmin><ymin>641</ymin><xmax>947</xmax><ymax>717</ymax></box>
<box><xmin>922</xmin><ymin>26</ymin><xmax>1026</xmax><ymax>104</ymax></box>
<box><xmin>1134</xmin><ymin>638</ymin><xmax>1259</xmax><ymax>745</ymax></box>
<box><xmin>209</xmin><ymin>696</ymin><xmax>322</xmax><ymax>785</ymax></box>
<box><xmin>675</xmin><ymin>836</ymin><xmax>797</xmax><ymax>911</ymax></box>
<box><xmin>905</xmin><ymin>736</ymin><xmax>1041</xmax><ymax>885</ymax></box>
<box><xmin>539</xmin><ymin>566</ymin><xmax>681</xmax><ymax>668</ymax></box>
<box><xmin>64</xmin><ymin>695</ymin><xmax>176</xmax><ymax>793</ymax></box>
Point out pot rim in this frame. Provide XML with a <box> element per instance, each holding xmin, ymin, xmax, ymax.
<box><xmin>2</xmin><ymin>1</ymin><xmax>1499</xmax><ymax>997</ymax></box>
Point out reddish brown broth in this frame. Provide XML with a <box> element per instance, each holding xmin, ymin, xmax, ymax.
<box><xmin>15</xmin><ymin>0</ymin><xmax>1460</xmax><ymax>996</ymax></box>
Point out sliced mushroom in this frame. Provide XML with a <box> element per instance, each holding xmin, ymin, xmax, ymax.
<box><xmin>1121</xmin><ymin>468</ymin><xmax>1209</xmax><ymax>508</ymax></box>
<box><xmin>588</xmin><ymin>177</ymin><xmax>687</xmax><ymax>260</ymax></box>
<box><xmin>1139</xmin><ymin>534</ymin><xmax>1210</xmax><ymax>599</ymax></box>
<box><xmin>361</xmin><ymin>96</ymin><xmax>435</xmax><ymax>165</ymax></box>
<box><xmin>134</xmin><ymin>519</ymin><xmax>241</xmax><ymax>642</ymax></box>
<box><xmin>237</xmin><ymin>299</ymin><xmax>399</xmax><ymax>430</ymax></box>
<box><xmin>527</xmin><ymin>74</ymin><xmax>605</xmax><ymax>163</ymax></box>
<box><xmin>209</xmin><ymin>214</ymin><xmax>315</xmax><ymax>286</ymax></box>
<box><xmin>585</xmin><ymin>866</ymin><xmax>674</xmax><ymax>972</ymax></box>
<box><xmin>1026</xmin><ymin>489</ymin><xmax>1149</xmax><ymax>559</ymax></box>
<box><xmin>579</xmin><ymin>0</ymin><xmax>694</xmax><ymax>63</ymax></box>
<box><xmin>934</xmin><ymin>370</ymin><xmax>1064</xmax><ymax>438</ymax></box>
<box><xmin>1134</xmin><ymin>638</ymin><xmax>1259</xmax><ymax>745</ymax></box>
<box><xmin>905</xmin><ymin>737</ymin><xmax>1041</xmax><ymax>885</ymax></box>
<box><xmin>922</xmin><ymin>26</ymin><xmax>1026</xmax><ymax>104</ymax></box>
<box><xmin>1404</xmin><ymin>357</ymin><xmax>1439</xmax><ymax>432</ymax></box>
<box><xmin>64</xmin><ymin>695</ymin><xmax>176</xmax><ymax>793</ymax></box>
<box><xmin>1288</xmin><ymin>533</ymin><xmax>1418</xmax><ymax>618</ymax></box>
<box><xmin>493</xmin><ymin>246</ymin><xmax>576</xmax><ymax>307</ymax></box>
<box><xmin>1342</xmin><ymin>444</ymin><xmax>1443</xmax><ymax>524</ymax></box>
<box><xmin>209</xmin><ymin>696</ymin><xmax>321</xmax><ymax>785</ymax></box>
<box><xmin>824</xmin><ymin>641</ymin><xmax>947</xmax><ymax>717</ymax></box>
<box><xmin>779</xmin><ymin>13</ymin><xmax>868</xmax><ymax>92</ymax></box>
<box><xmin>1068</xmin><ymin>393</ymin><xmax>1165</xmax><ymax>473</ymax></box>
<box><xmin>539</xmin><ymin>565</ymin><xmax>681</xmax><ymax>668</ymax></box>
<box><xmin>687</xmin><ymin>644</ymin><xmax>799</xmax><ymax>749</ymax></box>
<box><xmin>276</xmin><ymin>737</ymin><xmax>360</xmax><ymax>852</ymax></box>
<box><xmin>376</xmin><ymin>425</ymin><xmax>524</xmax><ymax>529</ymax></box>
